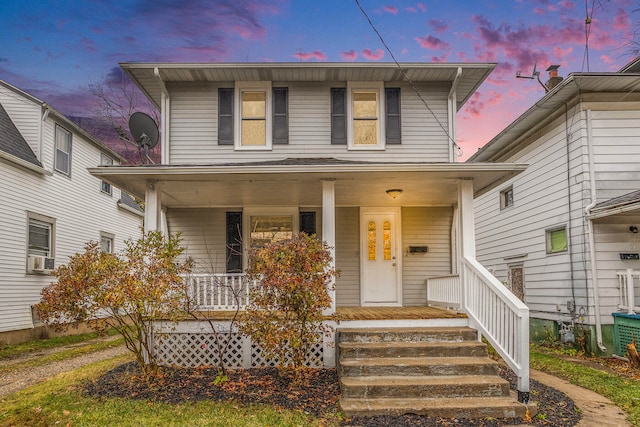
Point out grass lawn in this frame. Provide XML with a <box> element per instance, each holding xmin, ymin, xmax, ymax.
<box><xmin>0</xmin><ymin>355</ymin><xmax>341</xmax><ymax>427</ymax></box>
<box><xmin>530</xmin><ymin>345</ymin><xmax>640</xmax><ymax>427</ymax></box>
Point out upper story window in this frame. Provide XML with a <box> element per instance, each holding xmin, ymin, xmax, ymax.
<box><xmin>217</xmin><ymin>83</ymin><xmax>289</xmax><ymax>150</ymax></box>
<box><xmin>500</xmin><ymin>186</ymin><xmax>514</xmax><ymax>210</ymax></box>
<box><xmin>100</xmin><ymin>154</ymin><xmax>113</xmax><ymax>195</ymax></box>
<box><xmin>54</xmin><ymin>124</ymin><xmax>72</xmax><ymax>176</ymax></box>
<box><xmin>332</xmin><ymin>84</ymin><xmax>401</xmax><ymax>149</ymax></box>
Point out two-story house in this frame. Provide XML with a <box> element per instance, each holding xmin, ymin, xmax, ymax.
<box><xmin>91</xmin><ymin>62</ymin><xmax>535</xmax><ymax>417</ymax></box>
<box><xmin>468</xmin><ymin>57</ymin><xmax>640</xmax><ymax>358</ymax></box>
<box><xmin>0</xmin><ymin>80</ymin><xmax>143</xmax><ymax>343</ymax></box>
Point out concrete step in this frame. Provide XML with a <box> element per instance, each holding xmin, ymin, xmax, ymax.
<box><xmin>338</xmin><ymin>326</ymin><xmax>478</xmax><ymax>343</ymax></box>
<box><xmin>339</xmin><ymin>340</ymin><xmax>489</xmax><ymax>359</ymax></box>
<box><xmin>339</xmin><ymin>356</ymin><xmax>499</xmax><ymax>377</ymax></box>
<box><xmin>340</xmin><ymin>374</ymin><xmax>511</xmax><ymax>399</ymax></box>
<box><xmin>340</xmin><ymin>394</ymin><xmax>536</xmax><ymax>418</ymax></box>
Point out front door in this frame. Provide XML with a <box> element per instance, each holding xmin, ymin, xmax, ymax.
<box><xmin>360</xmin><ymin>208</ymin><xmax>401</xmax><ymax>306</ymax></box>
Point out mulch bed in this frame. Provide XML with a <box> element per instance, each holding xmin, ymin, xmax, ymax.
<box><xmin>84</xmin><ymin>363</ymin><xmax>581</xmax><ymax>426</ymax></box>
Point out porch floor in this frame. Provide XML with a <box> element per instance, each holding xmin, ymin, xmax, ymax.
<box><xmin>336</xmin><ymin>306</ymin><xmax>466</xmax><ymax>321</ymax></box>
<box><xmin>189</xmin><ymin>306</ymin><xmax>466</xmax><ymax>321</ymax></box>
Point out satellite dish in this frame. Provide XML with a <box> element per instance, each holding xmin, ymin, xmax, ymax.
<box><xmin>128</xmin><ymin>112</ymin><xmax>159</xmax><ymax>164</ymax></box>
<box><xmin>129</xmin><ymin>112</ymin><xmax>159</xmax><ymax>150</ymax></box>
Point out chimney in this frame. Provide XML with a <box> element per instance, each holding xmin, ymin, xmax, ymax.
<box><xmin>545</xmin><ymin>65</ymin><xmax>563</xmax><ymax>91</ymax></box>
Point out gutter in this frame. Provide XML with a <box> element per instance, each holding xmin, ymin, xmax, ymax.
<box><xmin>0</xmin><ymin>151</ymin><xmax>52</xmax><ymax>175</ymax></box>
<box><xmin>448</xmin><ymin>67</ymin><xmax>462</xmax><ymax>162</ymax></box>
<box><xmin>584</xmin><ymin>109</ymin><xmax>607</xmax><ymax>353</ymax></box>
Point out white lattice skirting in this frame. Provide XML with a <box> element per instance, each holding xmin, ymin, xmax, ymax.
<box><xmin>150</xmin><ymin>320</ymin><xmax>335</xmax><ymax>369</ymax></box>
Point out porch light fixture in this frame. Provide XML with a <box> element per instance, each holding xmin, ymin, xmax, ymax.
<box><xmin>386</xmin><ymin>189</ymin><xmax>403</xmax><ymax>200</ymax></box>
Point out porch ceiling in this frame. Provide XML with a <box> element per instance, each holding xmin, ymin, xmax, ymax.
<box><xmin>89</xmin><ymin>162</ymin><xmax>527</xmax><ymax>208</ymax></box>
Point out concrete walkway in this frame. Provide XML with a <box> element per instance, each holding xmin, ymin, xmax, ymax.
<box><xmin>531</xmin><ymin>369</ymin><xmax>631</xmax><ymax>427</ymax></box>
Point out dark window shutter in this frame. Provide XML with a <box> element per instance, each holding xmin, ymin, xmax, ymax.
<box><xmin>331</xmin><ymin>88</ymin><xmax>347</xmax><ymax>145</ymax></box>
<box><xmin>218</xmin><ymin>88</ymin><xmax>234</xmax><ymax>145</ymax></box>
<box><xmin>299</xmin><ymin>211</ymin><xmax>316</xmax><ymax>236</ymax></box>
<box><xmin>226</xmin><ymin>212</ymin><xmax>243</xmax><ymax>273</ymax></box>
<box><xmin>273</xmin><ymin>87</ymin><xmax>288</xmax><ymax>144</ymax></box>
<box><xmin>385</xmin><ymin>88</ymin><xmax>401</xmax><ymax>144</ymax></box>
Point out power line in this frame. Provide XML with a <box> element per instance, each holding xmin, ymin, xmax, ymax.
<box><xmin>354</xmin><ymin>0</ymin><xmax>462</xmax><ymax>157</ymax></box>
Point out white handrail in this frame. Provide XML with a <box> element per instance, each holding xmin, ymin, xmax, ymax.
<box><xmin>616</xmin><ymin>269</ymin><xmax>639</xmax><ymax>314</ymax></box>
<box><xmin>462</xmin><ymin>256</ymin><xmax>530</xmax><ymax>402</ymax></box>
<box><xmin>184</xmin><ymin>273</ymin><xmax>256</xmax><ymax>311</ymax></box>
<box><xmin>426</xmin><ymin>275</ymin><xmax>461</xmax><ymax>308</ymax></box>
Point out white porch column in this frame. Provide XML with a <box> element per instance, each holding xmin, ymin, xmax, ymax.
<box><xmin>458</xmin><ymin>179</ymin><xmax>476</xmax><ymax>258</ymax></box>
<box><xmin>144</xmin><ymin>180</ymin><xmax>162</xmax><ymax>232</ymax></box>
<box><xmin>322</xmin><ymin>179</ymin><xmax>337</xmax><ymax>314</ymax></box>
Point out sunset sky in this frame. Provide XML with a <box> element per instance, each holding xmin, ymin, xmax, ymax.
<box><xmin>1</xmin><ymin>0</ymin><xmax>637</xmax><ymax>160</ymax></box>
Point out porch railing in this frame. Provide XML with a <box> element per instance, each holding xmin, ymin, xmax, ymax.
<box><xmin>462</xmin><ymin>256</ymin><xmax>530</xmax><ymax>401</ymax></box>
<box><xmin>425</xmin><ymin>275</ymin><xmax>461</xmax><ymax>309</ymax></box>
<box><xmin>616</xmin><ymin>269</ymin><xmax>640</xmax><ymax>314</ymax></box>
<box><xmin>184</xmin><ymin>273</ymin><xmax>256</xmax><ymax>311</ymax></box>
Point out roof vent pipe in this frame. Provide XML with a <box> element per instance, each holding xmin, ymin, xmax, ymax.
<box><xmin>545</xmin><ymin>65</ymin><xmax>563</xmax><ymax>91</ymax></box>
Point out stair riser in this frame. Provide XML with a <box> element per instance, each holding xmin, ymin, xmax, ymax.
<box><xmin>339</xmin><ymin>400</ymin><xmax>530</xmax><ymax>419</ymax></box>
<box><xmin>340</xmin><ymin>363</ymin><xmax>499</xmax><ymax>377</ymax></box>
<box><xmin>340</xmin><ymin>382</ymin><xmax>511</xmax><ymax>399</ymax></box>
<box><xmin>339</xmin><ymin>329</ymin><xmax>477</xmax><ymax>343</ymax></box>
<box><xmin>339</xmin><ymin>345</ymin><xmax>488</xmax><ymax>359</ymax></box>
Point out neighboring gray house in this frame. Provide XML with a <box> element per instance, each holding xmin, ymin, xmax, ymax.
<box><xmin>469</xmin><ymin>57</ymin><xmax>640</xmax><ymax>356</ymax></box>
<box><xmin>91</xmin><ymin>62</ymin><xmax>538</xmax><ymax>417</ymax></box>
<box><xmin>0</xmin><ymin>80</ymin><xmax>143</xmax><ymax>343</ymax></box>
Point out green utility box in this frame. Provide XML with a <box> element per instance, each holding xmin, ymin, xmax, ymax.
<box><xmin>612</xmin><ymin>312</ymin><xmax>640</xmax><ymax>356</ymax></box>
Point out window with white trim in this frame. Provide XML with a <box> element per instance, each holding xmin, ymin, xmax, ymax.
<box><xmin>100</xmin><ymin>232</ymin><xmax>115</xmax><ymax>253</ymax></box>
<box><xmin>28</xmin><ymin>218</ymin><xmax>53</xmax><ymax>257</ymax></box>
<box><xmin>54</xmin><ymin>124</ymin><xmax>72</xmax><ymax>175</ymax></box>
<box><xmin>546</xmin><ymin>226</ymin><xmax>568</xmax><ymax>254</ymax></box>
<box><xmin>500</xmin><ymin>186</ymin><xmax>514</xmax><ymax>210</ymax></box>
<box><xmin>100</xmin><ymin>154</ymin><xmax>113</xmax><ymax>195</ymax></box>
<box><xmin>235</xmin><ymin>82</ymin><xmax>272</xmax><ymax>149</ymax></box>
<box><xmin>348</xmin><ymin>82</ymin><xmax>385</xmax><ymax>150</ymax></box>
<box><xmin>244</xmin><ymin>208</ymin><xmax>299</xmax><ymax>264</ymax></box>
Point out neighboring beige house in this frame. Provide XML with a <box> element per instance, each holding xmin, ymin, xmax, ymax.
<box><xmin>92</xmin><ymin>62</ymin><xmax>534</xmax><ymax>416</ymax></box>
<box><xmin>0</xmin><ymin>80</ymin><xmax>143</xmax><ymax>343</ymax></box>
<box><xmin>469</xmin><ymin>57</ymin><xmax>640</xmax><ymax>357</ymax></box>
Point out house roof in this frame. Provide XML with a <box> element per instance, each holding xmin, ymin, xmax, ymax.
<box><xmin>467</xmin><ymin>58</ymin><xmax>640</xmax><ymax>163</ymax></box>
<box><xmin>89</xmin><ymin>158</ymin><xmax>526</xmax><ymax>208</ymax></box>
<box><xmin>0</xmin><ymin>80</ymin><xmax>125</xmax><ymax>163</ymax></box>
<box><xmin>120</xmin><ymin>62</ymin><xmax>496</xmax><ymax>112</ymax></box>
<box><xmin>0</xmin><ymin>101</ymin><xmax>42</xmax><ymax>168</ymax></box>
<box><xmin>589</xmin><ymin>189</ymin><xmax>640</xmax><ymax>219</ymax></box>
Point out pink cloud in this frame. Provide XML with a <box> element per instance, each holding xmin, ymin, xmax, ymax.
<box><xmin>401</xmin><ymin>47</ymin><xmax>409</xmax><ymax>55</ymax></box>
<box><xmin>600</xmin><ymin>54</ymin><xmax>614</xmax><ymax>65</ymax></box>
<box><xmin>383</xmin><ymin>5</ymin><xmax>398</xmax><ymax>14</ymax></box>
<box><xmin>361</xmin><ymin>48</ymin><xmax>384</xmax><ymax>60</ymax></box>
<box><xmin>430</xmin><ymin>53</ymin><xmax>450</xmax><ymax>62</ymax></box>
<box><xmin>341</xmin><ymin>50</ymin><xmax>357</xmax><ymax>61</ymax></box>
<box><xmin>415</xmin><ymin>34</ymin><xmax>450</xmax><ymax>50</ymax></box>
<box><xmin>430</xmin><ymin>19</ymin><xmax>448</xmax><ymax>34</ymax></box>
<box><xmin>417</xmin><ymin>3</ymin><xmax>426</xmax><ymax>13</ymax></box>
<box><xmin>81</xmin><ymin>37</ymin><xmax>97</xmax><ymax>53</ymax></box>
<box><xmin>552</xmin><ymin>46</ymin><xmax>572</xmax><ymax>61</ymax></box>
<box><xmin>613</xmin><ymin>8</ymin><xmax>631</xmax><ymax>31</ymax></box>
<box><xmin>533</xmin><ymin>7</ymin><xmax>546</xmax><ymax>15</ymax></box>
<box><xmin>406</xmin><ymin>6</ymin><xmax>417</xmax><ymax>13</ymax></box>
<box><xmin>293</xmin><ymin>50</ymin><xmax>327</xmax><ymax>61</ymax></box>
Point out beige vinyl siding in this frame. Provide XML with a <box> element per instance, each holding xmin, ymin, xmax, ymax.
<box><xmin>335</xmin><ymin>207</ymin><xmax>360</xmax><ymax>306</ymax></box>
<box><xmin>402</xmin><ymin>207</ymin><xmax>453</xmax><ymax>305</ymax></box>
<box><xmin>167</xmin><ymin>82</ymin><xmax>451</xmax><ymax>164</ymax></box>
<box><xmin>0</xmin><ymin>117</ymin><xmax>142</xmax><ymax>333</ymax></box>
<box><xmin>166</xmin><ymin>208</ymin><xmax>228</xmax><ymax>274</ymax></box>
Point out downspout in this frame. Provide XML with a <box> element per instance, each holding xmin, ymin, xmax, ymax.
<box><xmin>40</xmin><ymin>103</ymin><xmax>49</xmax><ymax>167</ymax></box>
<box><xmin>448</xmin><ymin>67</ymin><xmax>462</xmax><ymax>162</ymax></box>
<box><xmin>153</xmin><ymin>67</ymin><xmax>170</xmax><ymax>164</ymax></box>
<box><xmin>583</xmin><ymin>109</ymin><xmax>607</xmax><ymax>352</ymax></box>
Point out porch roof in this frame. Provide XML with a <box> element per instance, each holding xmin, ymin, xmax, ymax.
<box><xmin>89</xmin><ymin>159</ymin><xmax>526</xmax><ymax>208</ymax></box>
<box><xmin>589</xmin><ymin>189</ymin><xmax>640</xmax><ymax>219</ymax></box>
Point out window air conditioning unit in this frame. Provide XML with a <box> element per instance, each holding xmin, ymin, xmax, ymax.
<box><xmin>28</xmin><ymin>255</ymin><xmax>55</xmax><ymax>273</ymax></box>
